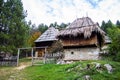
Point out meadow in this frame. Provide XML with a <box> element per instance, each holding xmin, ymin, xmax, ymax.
<box><xmin>0</xmin><ymin>59</ymin><xmax>120</xmax><ymax>80</ymax></box>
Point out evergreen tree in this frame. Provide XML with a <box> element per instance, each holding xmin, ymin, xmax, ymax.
<box><xmin>0</xmin><ymin>0</ymin><xmax>30</xmax><ymax>54</ymax></box>
<box><xmin>107</xmin><ymin>26</ymin><xmax>120</xmax><ymax>61</ymax></box>
<box><xmin>38</xmin><ymin>23</ymin><xmax>48</xmax><ymax>33</ymax></box>
<box><xmin>101</xmin><ymin>21</ymin><xmax>106</xmax><ymax>31</ymax></box>
<box><xmin>116</xmin><ymin>20</ymin><xmax>120</xmax><ymax>28</ymax></box>
<box><xmin>101</xmin><ymin>20</ymin><xmax>113</xmax><ymax>33</ymax></box>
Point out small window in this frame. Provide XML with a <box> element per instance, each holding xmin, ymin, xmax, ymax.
<box><xmin>71</xmin><ymin>52</ymin><xmax>74</xmax><ymax>55</ymax></box>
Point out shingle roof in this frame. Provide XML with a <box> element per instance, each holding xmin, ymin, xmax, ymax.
<box><xmin>35</xmin><ymin>27</ymin><xmax>59</xmax><ymax>42</ymax></box>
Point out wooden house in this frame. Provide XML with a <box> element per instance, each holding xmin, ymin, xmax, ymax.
<box><xmin>34</xmin><ymin>27</ymin><xmax>59</xmax><ymax>57</ymax></box>
<box><xmin>57</xmin><ymin>17</ymin><xmax>105</xmax><ymax>61</ymax></box>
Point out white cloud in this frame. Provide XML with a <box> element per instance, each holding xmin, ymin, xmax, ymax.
<box><xmin>21</xmin><ymin>0</ymin><xmax>120</xmax><ymax>26</ymax></box>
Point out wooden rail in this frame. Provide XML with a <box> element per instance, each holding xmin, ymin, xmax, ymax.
<box><xmin>0</xmin><ymin>56</ymin><xmax>17</xmax><ymax>66</ymax></box>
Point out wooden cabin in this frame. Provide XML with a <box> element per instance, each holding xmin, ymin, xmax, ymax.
<box><xmin>34</xmin><ymin>27</ymin><xmax>59</xmax><ymax>57</ymax></box>
<box><xmin>57</xmin><ymin>17</ymin><xmax>105</xmax><ymax>61</ymax></box>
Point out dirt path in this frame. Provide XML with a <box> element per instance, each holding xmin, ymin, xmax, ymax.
<box><xmin>8</xmin><ymin>62</ymin><xmax>31</xmax><ymax>80</ymax></box>
<box><xmin>15</xmin><ymin>65</ymin><xmax>29</xmax><ymax>70</ymax></box>
<box><xmin>15</xmin><ymin>62</ymin><xmax>31</xmax><ymax>70</ymax></box>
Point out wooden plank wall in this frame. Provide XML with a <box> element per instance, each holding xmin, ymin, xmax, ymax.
<box><xmin>62</xmin><ymin>35</ymin><xmax>98</xmax><ymax>47</ymax></box>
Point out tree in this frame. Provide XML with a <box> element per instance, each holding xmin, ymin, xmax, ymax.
<box><xmin>101</xmin><ymin>21</ymin><xmax>106</xmax><ymax>31</ymax></box>
<box><xmin>116</xmin><ymin>20</ymin><xmax>120</xmax><ymax>29</ymax></box>
<box><xmin>107</xmin><ymin>26</ymin><xmax>120</xmax><ymax>61</ymax></box>
<box><xmin>100</xmin><ymin>20</ymin><xmax>113</xmax><ymax>33</ymax></box>
<box><xmin>47</xmin><ymin>41</ymin><xmax>63</xmax><ymax>53</ymax></box>
<box><xmin>49</xmin><ymin>22</ymin><xmax>59</xmax><ymax>28</ymax></box>
<box><xmin>59</xmin><ymin>23</ymin><xmax>68</xmax><ymax>29</ymax></box>
<box><xmin>38</xmin><ymin>23</ymin><xmax>48</xmax><ymax>33</ymax></box>
<box><xmin>0</xmin><ymin>0</ymin><xmax>30</xmax><ymax>54</ymax></box>
<box><xmin>28</xmin><ymin>31</ymin><xmax>41</xmax><ymax>47</ymax></box>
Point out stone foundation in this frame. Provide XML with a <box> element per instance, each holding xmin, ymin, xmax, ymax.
<box><xmin>63</xmin><ymin>47</ymin><xmax>100</xmax><ymax>61</ymax></box>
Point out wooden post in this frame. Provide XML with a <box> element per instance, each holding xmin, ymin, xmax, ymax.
<box><xmin>17</xmin><ymin>48</ymin><xmax>20</xmax><ymax>66</ymax></box>
<box><xmin>44</xmin><ymin>48</ymin><xmax>46</xmax><ymax>64</ymax></box>
<box><xmin>31</xmin><ymin>48</ymin><xmax>34</xmax><ymax>66</ymax></box>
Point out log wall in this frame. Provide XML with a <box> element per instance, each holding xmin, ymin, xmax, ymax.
<box><xmin>61</xmin><ymin>35</ymin><xmax>98</xmax><ymax>47</ymax></box>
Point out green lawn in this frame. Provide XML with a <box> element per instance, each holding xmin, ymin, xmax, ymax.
<box><xmin>0</xmin><ymin>60</ymin><xmax>120</xmax><ymax>80</ymax></box>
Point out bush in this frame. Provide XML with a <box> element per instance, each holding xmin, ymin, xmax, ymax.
<box><xmin>113</xmin><ymin>52</ymin><xmax>120</xmax><ymax>61</ymax></box>
<box><xmin>107</xmin><ymin>27</ymin><xmax>120</xmax><ymax>61</ymax></box>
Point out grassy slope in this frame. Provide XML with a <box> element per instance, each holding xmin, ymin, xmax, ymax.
<box><xmin>21</xmin><ymin>64</ymin><xmax>74</xmax><ymax>80</ymax></box>
<box><xmin>0</xmin><ymin>60</ymin><xmax>120</xmax><ymax>80</ymax></box>
<box><xmin>0</xmin><ymin>66</ymin><xmax>16</xmax><ymax>80</ymax></box>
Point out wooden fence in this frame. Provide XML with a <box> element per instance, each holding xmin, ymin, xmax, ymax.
<box><xmin>32</xmin><ymin>52</ymin><xmax>64</xmax><ymax>65</ymax></box>
<box><xmin>0</xmin><ymin>56</ymin><xmax>17</xmax><ymax>66</ymax></box>
<box><xmin>44</xmin><ymin>53</ymin><xmax>64</xmax><ymax>59</ymax></box>
<box><xmin>43</xmin><ymin>53</ymin><xmax>64</xmax><ymax>64</ymax></box>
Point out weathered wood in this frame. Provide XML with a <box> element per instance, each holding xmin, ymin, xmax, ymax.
<box><xmin>0</xmin><ymin>57</ymin><xmax>17</xmax><ymax>66</ymax></box>
<box><xmin>17</xmin><ymin>47</ymin><xmax>47</xmax><ymax>66</ymax></box>
<box><xmin>62</xmin><ymin>35</ymin><xmax>97</xmax><ymax>47</ymax></box>
<box><xmin>18</xmin><ymin>47</ymin><xmax>48</xmax><ymax>49</ymax></box>
<box><xmin>17</xmin><ymin>49</ymin><xmax>20</xmax><ymax>66</ymax></box>
<box><xmin>43</xmin><ymin>48</ymin><xmax>47</xmax><ymax>64</ymax></box>
<box><xmin>31</xmin><ymin>48</ymin><xmax>34</xmax><ymax>66</ymax></box>
<box><xmin>44</xmin><ymin>53</ymin><xmax>63</xmax><ymax>59</ymax></box>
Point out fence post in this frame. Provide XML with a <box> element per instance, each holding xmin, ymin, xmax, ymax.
<box><xmin>17</xmin><ymin>48</ymin><xmax>20</xmax><ymax>66</ymax></box>
<box><xmin>31</xmin><ymin>48</ymin><xmax>34</xmax><ymax>66</ymax></box>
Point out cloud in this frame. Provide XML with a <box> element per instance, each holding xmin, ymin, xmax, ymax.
<box><xmin>21</xmin><ymin>0</ymin><xmax>120</xmax><ymax>26</ymax></box>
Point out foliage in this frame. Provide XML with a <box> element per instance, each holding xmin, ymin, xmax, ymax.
<box><xmin>116</xmin><ymin>20</ymin><xmax>120</xmax><ymax>29</ymax></box>
<box><xmin>49</xmin><ymin>22</ymin><xmax>68</xmax><ymax>30</ymax></box>
<box><xmin>101</xmin><ymin>21</ymin><xmax>106</xmax><ymax>32</ymax></box>
<box><xmin>107</xmin><ymin>26</ymin><xmax>120</xmax><ymax>61</ymax></box>
<box><xmin>47</xmin><ymin>41</ymin><xmax>63</xmax><ymax>53</ymax></box>
<box><xmin>38</xmin><ymin>23</ymin><xmax>48</xmax><ymax>33</ymax></box>
<box><xmin>28</xmin><ymin>31</ymin><xmax>41</xmax><ymax>47</ymax></box>
<box><xmin>0</xmin><ymin>0</ymin><xmax>30</xmax><ymax>54</ymax></box>
<box><xmin>101</xmin><ymin>20</ymin><xmax>113</xmax><ymax>33</ymax></box>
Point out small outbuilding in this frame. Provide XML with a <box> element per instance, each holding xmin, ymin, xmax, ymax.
<box><xmin>34</xmin><ymin>27</ymin><xmax>59</xmax><ymax>57</ymax></box>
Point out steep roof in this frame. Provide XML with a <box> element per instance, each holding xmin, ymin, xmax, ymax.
<box><xmin>57</xmin><ymin>17</ymin><xmax>105</xmax><ymax>38</ymax></box>
<box><xmin>35</xmin><ymin>27</ymin><xmax>59</xmax><ymax>42</ymax></box>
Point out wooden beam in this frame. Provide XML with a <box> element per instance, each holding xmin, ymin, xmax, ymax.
<box><xmin>43</xmin><ymin>48</ymin><xmax>47</xmax><ymax>64</ymax></box>
<box><xmin>18</xmin><ymin>46</ymin><xmax>48</xmax><ymax>50</ymax></box>
<box><xmin>31</xmin><ymin>48</ymin><xmax>34</xmax><ymax>66</ymax></box>
<box><xmin>17</xmin><ymin>49</ymin><xmax>20</xmax><ymax>66</ymax></box>
<box><xmin>17</xmin><ymin>46</ymin><xmax>48</xmax><ymax>66</ymax></box>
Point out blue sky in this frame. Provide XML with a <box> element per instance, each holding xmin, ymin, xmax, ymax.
<box><xmin>21</xmin><ymin>0</ymin><xmax>120</xmax><ymax>26</ymax></box>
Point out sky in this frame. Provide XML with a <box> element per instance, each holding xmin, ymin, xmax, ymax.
<box><xmin>21</xmin><ymin>0</ymin><xmax>120</xmax><ymax>26</ymax></box>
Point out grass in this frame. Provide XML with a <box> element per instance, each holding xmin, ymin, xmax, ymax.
<box><xmin>20</xmin><ymin>64</ymin><xmax>75</xmax><ymax>80</ymax></box>
<box><xmin>0</xmin><ymin>66</ymin><xmax>16</xmax><ymax>80</ymax></box>
<box><xmin>19</xmin><ymin>57</ymin><xmax>31</xmax><ymax>62</ymax></box>
<box><xmin>0</xmin><ymin>59</ymin><xmax>120</xmax><ymax>80</ymax></box>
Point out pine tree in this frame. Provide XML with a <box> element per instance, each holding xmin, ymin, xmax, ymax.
<box><xmin>0</xmin><ymin>0</ymin><xmax>30</xmax><ymax>54</ymax></box>
<box><xmin>101</xmin><ymin>21</ymin><xmax>106</xmax><ymax>32</ymax></box>
<box><xmin>38</xmin><ymin>23</ymin><xmax>48</xmax><ymax>33</ymax></box>
<box><xmin>101</xmin><ymin>20</ymin><xmax>113</xmax><ymax>33</ymax></box>
<box><xmin>116</xmin><ymin>20</ymin><xmax>120</xmax><ymax>29</ymax></box>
